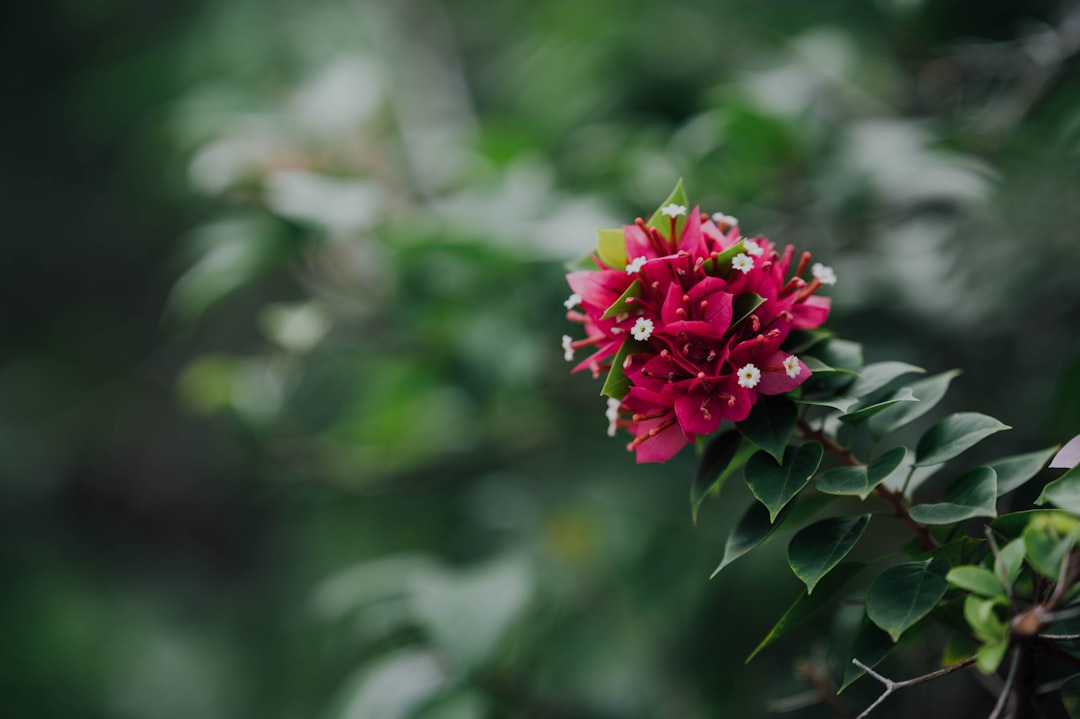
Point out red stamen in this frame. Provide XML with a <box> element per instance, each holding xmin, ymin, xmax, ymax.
<box><xmin>794</xmin><ymin>251</ymin><xmax>812</xmax><ymax>278</ymax></box>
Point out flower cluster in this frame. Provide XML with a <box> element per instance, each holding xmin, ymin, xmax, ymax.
<box><xmin>562</xmin><ymin>190</ymin><xmax>834</xmax><ymax>462</ymax></box>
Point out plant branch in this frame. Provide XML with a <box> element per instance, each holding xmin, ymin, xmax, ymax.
<box><xmin>797</xmin><ymin>419</ymin><xmax>938</xmax><ymax>550</ymax></box>
<box><xmin>988</xmin><ymin>645</ymin><xmax>1022</xmax><ymax>719</ymax></box>
<box><xmin>852</xmin><ymin>657</ymin><xmax>977</xmax><ymax>718</ymax></box>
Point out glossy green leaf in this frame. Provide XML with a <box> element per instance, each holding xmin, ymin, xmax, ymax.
<box><xmin>908</xmin><ymin>467</ymin><xmax>997</xmax><ymax>524</ymax></box>
<box><xmin>840</xmin><ymin>617</ymin><xmax>894</xmax><ymax>692</ymax></box>
<box><xmin>745</xmin><ymin>562</ymin><xmax>864</xmax><ymax>662</ymax></box>
<box><xmin>600</xmin><ymin>279</ymin><xmax>641</xmax><ymax>319</ymax></box>
<box><xmin>946</xmin><ymin>566</ymin><xmax>1006</xmax><ymax>598</ymax></box>
<box><xmin>795</xmin><ymin>395</ymin><xmax>860</xmax><ymax>413</ymax></box>
<box><xmin>692</xmin><ymin>431</ymin><xmax>755</xmax><ymax>523</ymax></box>
<box><xmin>992</xmin><ymin>446</ymin><xmax>1058</xmax><ymax>496</ymax></box>
<box><xmin>915</xmin><ymin>413</ymin><xmax>1011</xmax><ymax>467</ymax></box>
<box><xmin>800</xmin><ymin>357</ymin><xmax>857</xmax><ymax>378</ymax></box>
<box><xmin>704</xmin><ymin>238</ymin><xmax>749</xmax><ymax>277</ymax></box>
<box><xmin>600</xmin><ymin>339</ymin><xmax>645</xmax><ymax>400</ymax></box>
<box><xmin>783</xmin><ymin>328</ymin><xmax>833</xmax><ymax>355</ymax></box>
<box><xmin>840</xmin><ymin>387</ymin><xmax>918</xmax><ymax>424</ymax></box>
<box><xmin>788</xmin><ymin>514</ymin><xmax>870</xmax><ymax>594</ymax></box>
<box><xmin>729</xmin><ymin>293</ymin><xmax>766</xmax><ymax>330</ymax></box>
<box><xmin>868</xmin><ymin>369</ymin><xmax>961</xmax><ymax>439</ymax></box>
<box><xmin>737</xmin><ymin>395</ymin><xmax>798</xmax><ymax>462</ymax></box>
<box><xmin>815</xmin><ymin>447</ymin><xmax>907</xmax><ymax>500</ymax></box>
<box><xmin>745</xmin><ymin>443</ymin><xmax>825</xmax><ymax>522</ymax></box>
<box><xmin>645</xmin><ymin>178</ymin><xmax>688</xmax><ymax>237</ymax></box>
<box><xmin>849</xmin><ymin>361</ymin><xmax>925</xmax><ymax>398</ymax></box>
<box><xmin>711</xmin><ymin>493</ymin><xmax>835</xmax><ymax>577</ymax></box>
<box><xmin>595</xmin><ymin>227</ymin><xmax>626</xmax><ymax>269</ymax></box>
<box><xmin>1037</xmin><ymin>464</ymin><xmax>1080</xmax><ymax>514</ymax></box>
<box><xmin>866</xmin><ymin>559</ymin><xmax>950</xmax><ymax>642</ymax></box>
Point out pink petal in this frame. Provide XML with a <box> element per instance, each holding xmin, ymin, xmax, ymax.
<box><xmin>566</xmin><ymin>270</ymin><xmax>632</xmax><ymax>314</ymax></box>
<box><xmin>756</xmin><ymin>352</ymin><xmax>808</xmax><ymax>395</ymax></box>
<box><xmin>633</xmin><ymin>418</ymin><xmax>689</xmax><ymax>463</ymax></box>
<box><xmin>675</xmin><ymin>392</ymin><xmax>725</xmax><ymax>436</ymax></box>
<box><xmin>791</xmin><ymin>295</ymin><xmax>831</xmax><ymax>330</ymax></box>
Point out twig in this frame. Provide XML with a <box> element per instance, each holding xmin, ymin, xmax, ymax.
<box><xmin>852</xmin><ymin>657</ymin><xmax>977</xmax><ymax>718</ymax></box>
<box><xmin>1039</xmin><ymin>633</ymin><xmax>1080</xmax><ymax>641</ymax></box>
<box><xmin>988</xmin><ymin>645</ymin><xmax>1022</xmax><ymax>719</ymax></box>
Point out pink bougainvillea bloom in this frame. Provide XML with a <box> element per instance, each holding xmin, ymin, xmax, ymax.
<box><xmin>564</xmin><ymin>195</ymin><xmax>834</xmax><ymax>462</ymax></box>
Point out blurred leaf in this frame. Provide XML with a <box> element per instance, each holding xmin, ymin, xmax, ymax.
<box><xmin>992</xmin><ymin>446</ymin><xmax>1059</xmax><ymax>496</ymax></box>
<box><xmin>332</xmin><ymin>649</ymin><xmax>447</xmax><ymax>719</ymax></box>
<box><xmin>866</xmin><ymin>559</ymin><xmax>949</xmax><ymax>642</ymax></box>
<box><xmin>915</xmin><ymin>413</ymin><xmax>1011</xmax><ymax>467</ymax></box>
<box><xmin>868</xmin><ymin>370</ymin><xmax>961</xmax><ymax>439</ymax></box>
<box><xmin>975</xmin><ymin>638</ymin><xmax>1008</xmax><ymax>675</ymax></box>
<box><xmin>783</xmin><ymin>328</ymin><xmax>833</xmax><ymax>355</ymax></box>
<box><xmin>796</xmin><ymin>394</ymin><xmax>860</xmax><ymax>413</ymax></box>
<box><xmin>840</xmin><ymin>617</ymin><xmax>894</xmax><ymax>692</ymax></box>
<box><xmin>946</xmin><ymin>566</ymin><xmax>1005</xmax><ymax>598</ymax></box>
<box><xmin>692</xmin><ymin>431</ymin><xmax>756</xmax><ymax>523</ymax></box>
<box><xmin>849</xmin><ymin>361</ymin><xmax>925</xmax><ymax>398</ymax></box>
<box><xmin>644</xmin><ymin>178</ymin><xmax>689</xmax><ymax>244</ymax></box>
<box><xmin>909</xmin><ymin>467</ymin><xmax>997</xmax><ymax>524</ymax></box>
<box><xmin>815</xmin><ymin>446</ymin><xmax>906</xmax><ymax>500</ymax></box>
<box><xmin>745</xmin><ymin>562</ymin><xmax>864</xmax><ymax>662</ymax></box>
<box><xmin>991</xmin><ymin>509</ymin><xmax>1080</xmax><ymax>540</ymax></box>
<box><xmin>995</xmin><ymin>538</ymin><xmax>1026</xmax><ymax>585</ymax></box>
<box><xmin>595</xmin><ymin>227</ymin><xmax>626</xmax><ymax>269</ymax></box>
<box><xmin>745</xmin><ymin>443</ymin><xmax>824</xmax><ymax>522</ymax></box>
<box><xmin>1037</xmin><ymin>464</ymin><xmax>1080</xmax><ymax>514</ymax></box>
<box><xmin>800</xmin><ymin>357</ymin><xmax>858</xmax><ymax>378</ymax></box>
<box><xmin>840</xmin><ymin>387</ymin><xmax>918</xmax><ymax>424</ymax></box>
<box><xmin>1022</xmin><ymin>523</ymin><xmax>1079</xmax><ymax>580</ymax></box>
<box><xmin>737</xmin><ymin>395</ymin><xmax>797</xmax><ymax>462</ymax></box>
<box><xmin>787</xmin><ymin>514</ymin><xmax>870</xmax><ymax>594</ymax></box>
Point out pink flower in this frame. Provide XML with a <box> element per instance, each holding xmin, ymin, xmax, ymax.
<box><xmin>564</xmin><ymin>193</ymin><xmax>833</xmax><ymax>462</ymax></box>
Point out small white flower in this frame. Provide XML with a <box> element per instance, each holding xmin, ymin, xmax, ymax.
<box><xmin>812</xmin><ymin>262</ymin><xmax>837</xmax><ymax>286</ymax></box>
<box><xmin>564</xmin><ymin>292</ymin><xmax>582</xmax><ymax>310</ymax></box>
<box><xmin>737</xmin><ymin>363</ymin><xmax>761</xmax><ymax>389</ymax></box>
<box><xmin>712</xmin><ymin>212</ymin><xmax>739</xmax><ymax>226</ymax></box>
<box><xmin>660</xmin><ymin>203</ymin><xmax>687</xmax><ymax>218</ymax></box>
<box><xmin>626</xmin><ymin>256</ymin><xmax>647</xmax><ymax>274</ymax></box>
<box><xmin>630</xmin><ymin>317</ymin><xmax>654</xmax><ymax>341</ymax></box>
<box><xmin>783</xmin><ymin>355</ymin><xmax>801</xmax><ymax>379</ymax></box>
<box><xmin>562</xmin><ymin>334</ymin><xmax>574</xmax><ymax>362</ymax></box>
<box><xmin>742</xmin><ymin>239</ymin><xmax>764</xmax><ymax>257</ymax></box>
<box><xmin>605</xmin><ymin>397</ymin><xmax>621</xmax><ymax>437</ymax></box>
<box><xmin>731</xmin><ymin>253</ymin><xmax>754</xmax><ymax>274</ymax></box>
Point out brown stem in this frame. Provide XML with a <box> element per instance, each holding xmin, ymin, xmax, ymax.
<box><xmin>797</xmin><ymin>418</ymin><xmax>939</xmax><ymax>551</ymax></box>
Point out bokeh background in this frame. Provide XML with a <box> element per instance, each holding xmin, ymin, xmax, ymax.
<box><xmin>5</xmin><ymin>0</ymin><xmax>1080</xmax><ymax>717</ymax></box>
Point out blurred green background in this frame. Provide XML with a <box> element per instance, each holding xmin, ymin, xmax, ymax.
<box><xmin>5</xmin><ymin>0</ymin><xmax>1080</xmax><ymax>717</ymax></box>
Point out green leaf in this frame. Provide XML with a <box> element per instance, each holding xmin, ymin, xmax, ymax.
<box><xmin>1037</xmin><ymin>464</ymin><xmax>1080</xmax><ymax>513</ymax></box>
<box><xmin>963</xmin><ymin>595</ymin><xmax>1009</xmax><ymax>643</ymax></box>
<box><xmin>840</xmin><ymin>387</ymin><xmax>918</xmax><ymax>424</ymax></box>
<box><xmin>788</xmin><ymin>515</ymin><xmax>871</xmax><ymax>594</ymax></box>
<box><xmin>795</xmin><ymin>395</ymin><xmax>860</xmax><ymax>413</ymax></box>
<box><xmin>1023</xmin><ymin>522</ymin><xmax>1080</xmax><ymax>579</ymax></box>
<box><xmin>866</xmin><ymin>559</ymin><xmax>950</xmax><ymax>642</ymax></box>
<box><xmin>946</xmin><ymin>566</ymin><xmax>1006</xmax><ymax>598</ymax></box>
<box><xmin>815</xmin><ymin>447</ymin><xmax>907</xmax><ymax>500</ymax></box>
<box><xmin>600</xmin><ymin>339</ymin><xmax>645</xmax><ymax>400</ymax></box>
<box><xmin>840</xmin><ymin>617</ymin><xmax>894</xmax><ymax>692</ymax></box>
<box><xmin>915</xmin><ymin>413</ymin><xmax>1011</xmax><ymax>467</ymax></box>
<box><xmin>745</xmin><ymin>562</ymin><xmax>864</xmax><ymax>662</ymax></box>
<box><xmin>799</xmin><ymin>356</ymin><xmax>855</xmax><ymax>377</ymax></box>
<box><xmin>595</xmin><ymin>227</ymin><xmax>626</xmax><ymax>269</ymax></box>
<box><xmin>849</xmin><ymin>361</ymin><xmax>926</xmax><ymax>398</ymax></box>
<box><xmin>600</xmin><ymin>279</ymin><xmax>641</xmax><ymax>319</ymax></box>
<box><xmin>991</xmin><ymin>509</ymin><xmax>1080</xmax><ymax>540</ymax></box>
<box><xmin>729</xmin><ymin>293</ymin><xmax>766</xmax><ymax>330</ymax></box>
<box><xmin>868</xmin><ymin>369</ymin><xmax>961</xmax><ymax>439</ymax></box>
<box><xmin>704</xmin><ymin>239</ymin><xmax>751</xmax><ymax>278</ymax></box>
<box><xmin>783</xmin><ymin>328</ymin><xmax>833</xmax><ymax>355</ymax></box>
<box><xmin>737</xmin><ymin>395</ymin><xmax>798</xmax><ymax>462</ymax></box>
<box><xmin>812</xmin><ymin>339</ymin><xmax>864</xmax><ymax>374</ymax></box>
<box><xmin>992</xmin><ymin>446</ymin><xmax>1058</xmax><ymax>496</ymax></box>
<box><xmin>995</xmin><ymin>538</ymin><xmax>1026</xmax><ymax>585</ymax></box>
<box><xmin>692</xmin><ymin>432</ymin><xmax>756</xmax><ymax>523</ymax></box>
<box><xmin>745</xmin><ymin>443</ymin><xmax>825</xmax><ymax>522</ymax></box>
<box><xmin>710</xmin><ymin>493</ymin><xmax>836</xmax><ymax>577</ymax></box>
<box><xmin>645</xmin><ymin>178</ymin><xmax>688</xmax><ymax>237</ymax></box>
<box><xmin>976</xmin><ymin>639</ymin><xmax>1008</xmax><ymax>674</ymax></box>
<box><xmin>908</xmin><ymin>467</ymin><xmax>998</xmax><ymax>525</ymax></box>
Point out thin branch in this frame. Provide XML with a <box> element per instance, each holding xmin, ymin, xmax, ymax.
<box><xmin>1039</xmin><ymin>633</ymin><xmax>1080</xmax><ymax>641</ymax></box>
<box><xmin>988</xmin><ymin>645</ymin><xmax>1022</xmax><ymax>719</ymax></box>
<box><xmin>852</xmin><ymin>657</ymin><xmax>977</xmax><ymax>718</ymax></box>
